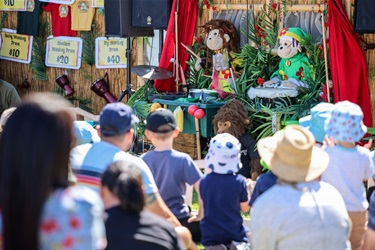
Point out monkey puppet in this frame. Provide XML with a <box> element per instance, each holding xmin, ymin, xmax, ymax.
<box><xmin>195</xmin><ymin>19</ymin><xmax>241</xmax><ymax>99</ymax></box>
<box><xmin>213</xmin><ymin>99</ymin><xmax>263</xmax><ymax>180</ymax></box>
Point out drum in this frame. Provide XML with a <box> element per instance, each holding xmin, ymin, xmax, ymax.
<box><xmin>56</xmin><ymin>74</ymin><xmax>74</xmax><ymax>97</ymax></box>
<box><xmin>90</xmin><ymin>76</ymin><xmax>117</xmax><ymax>103</ymax></box>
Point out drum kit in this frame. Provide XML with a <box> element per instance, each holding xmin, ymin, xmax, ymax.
<box><xmin>131</xmin><ymin>65</ymin><xmax>173</xmax><ymax>80</ymax></box>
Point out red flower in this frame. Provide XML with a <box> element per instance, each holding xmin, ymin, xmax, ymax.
<box><xmin>319</xmin><ymin>45</ymin><xmax>323</xmax><ymax>51</ymax></box>
<box><xmin>296</xmin><ymin>67</ymin><xmax>304</xmax><ymax>80</ymax></box>
<box><xmin>212</xmin><ymin>5</ymin><xmax>217</xmax><ymax>11</ymax></box>
<box><xmin>271</xmin><ymin>3</ymin><xmax>277</xmax><ymax>10</ymax></box>
<box><xmin>62</xmin><ymin>236</ymin><xmax>75</xmax><ymax>248</ymax></box>
<box><xmin>257</xmin><ymin>77</ymin><xmax>265</xmax><ymax>85</ymax></box>
<box><xmin>41</xmin><ymin>219</ymin><xmax>58</xmax><ymax>234</ymax></box>
<box><xmin>69</xmin><ymin>217</ymin><xmax>81</xmax><ymax>229</ymax></box>
<box><xmin>221</xmin><ymin>70</ymin><xmax>231</xmax><ymax>79</ymax></box>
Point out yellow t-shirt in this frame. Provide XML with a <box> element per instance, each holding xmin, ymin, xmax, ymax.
<box><xmin>70</xmin><ymin>0</ymin><xmax>95</xmax><ymax>31</ymax></box>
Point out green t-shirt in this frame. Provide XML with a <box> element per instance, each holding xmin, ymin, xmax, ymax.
<box><xmin>0</xmin><ymin>79</ymin><xmax>20</xmax><ymax>115</ymax></box>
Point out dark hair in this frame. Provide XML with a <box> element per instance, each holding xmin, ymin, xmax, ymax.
<box><xmin>101</xmin><ymin>161</ymin><xmax>144</xmax><ymax>213</ymax></box>
<box><xmin>0</xmin><ymin>93</ymin><xmax>74</xmax><ymax>250</ymax></box>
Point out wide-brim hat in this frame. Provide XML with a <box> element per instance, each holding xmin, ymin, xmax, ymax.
<box><xmin>258</xmin><ymin>125</ymin><xmax>329</xmax><ymax>182</ymax></box>
<box><xmin>324</xmin><ymin>101</ymin><xmax>367</xmax><ymax>143</ymax></box>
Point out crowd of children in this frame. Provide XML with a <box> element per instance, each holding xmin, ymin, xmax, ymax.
<box><xmin>0</xmin><ymin>94</ymin><xmax>375</xmax><ymax>250</ymax></box>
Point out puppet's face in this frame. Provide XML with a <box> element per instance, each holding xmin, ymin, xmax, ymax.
<box><xmin>217</xmin><ymin>121</ymin><xmax>231</xmax><ymax>134</ymax></box>
<box><xmin>277</xmin><ymin>37</ymin><xmax>301</xmax><ymax>59</ymax></box>
<box><xmin>206</xmin><ymin>29</ymin><xmax>230</xmax><ymax>51</ymax></box>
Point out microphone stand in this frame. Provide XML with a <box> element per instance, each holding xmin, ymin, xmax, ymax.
<box><xmin>117</xmin><ymin>37</ymin><xmax>134</xmax><ymax>102</ymax></box>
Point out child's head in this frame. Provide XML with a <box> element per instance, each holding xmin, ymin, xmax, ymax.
<box><xmin>205</xmin><ymin>133</ymin><xmax>242</xmax><ymax>174</ymax></box>
<box><xmin>101</xmin><ymin>160</ymin><xmax>144</xmax><ymax>213</ymax></box>
<box><xmin>145</xmin><ymin>108</ymin><xmax>178</xmax><ymax>141</ymax></box>
<box><xmin>299</xmin><ymin>102</ymin><xmax>334</xmax><ymax>143</ymax></box>
<box><xmin>324</xmin><ymin>101</ymin><xmax>367</xmax><ymax>143</ymax></box>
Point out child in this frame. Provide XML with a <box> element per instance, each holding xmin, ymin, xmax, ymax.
<box><xmin>101</xmin><ymin>161</ymin><xmax>185</xmax><ymax>250</ymax></box>
<box><xmin>200</xmin><ymin>133</ymin><xmax>250</xmax><ymax>250</ymax></box>
<box><xmin>142</xmin><ymin>108</ymin><xmax>203</xmax><ymax>243</ymax></box>
<box><xmin>322</xmin><ymin>101</ymin><xmax>374</xmax><ymax>250</ymax></box>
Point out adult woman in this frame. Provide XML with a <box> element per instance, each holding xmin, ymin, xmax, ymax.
<box><xmin>0</xmin><ymin>93</ymin><xmax>103</xmax><ymax>250</ymax></box>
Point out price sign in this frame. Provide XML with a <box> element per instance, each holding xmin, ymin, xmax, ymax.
<box><xmin>39</xmin><ymin>0</ymin><xmax>75</xmax><ymax>4</ymax></box>
<box><xmin>45</xmin><ymin>36</ymin><xmax>82</xmax><ymax>69</ymax></box>
<box><xmin>92</xmin><ymin>0</ymin><xmax>103</xmax><ymax>8</ymax></box>
<box><xmin>95</xmin><ymin>37</ymin><xmax>127</xmax><ymax>69</ymax></box>
<box><xmin>0</xmin><ymin>0</ymin><xmax>27</xmax><ymax>11</ymax></box>
<box><xmin>0</xmin><ymin>29</ymin><xmax>33</xmax><ymax>64</ymax></box>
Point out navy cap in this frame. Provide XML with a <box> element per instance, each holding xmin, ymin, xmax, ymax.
<box><xmin>99</xmin><ymin>102</ymin><xmax>139</xmax><ymax>136</ymax></box>
<box><xmin>146</xmin><ymin>108</ymin><xmax>176</xmax><ymax>133</ymax></box>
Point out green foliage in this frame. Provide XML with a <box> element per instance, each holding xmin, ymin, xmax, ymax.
<box><xmin>31</xmin><ymin>21</ymin><xmax>50</xmax><ymax>81</ymax></box>
<box><xmin>80</xmin><ymin>23</ymin><xmax>100</xmax><ymax>66</ymax></box>
<box><xmin>0</xmin><ymin>13</ymin><xmax>8</xmax><ymax>30</ymax></box>
<box><xmin>53</xmin><ymin>88</ymin><xmax>93</xmax><ymax>112</ymax></box>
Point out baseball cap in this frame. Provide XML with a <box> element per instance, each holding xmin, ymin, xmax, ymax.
<box><xmin>99</xmin><ymin>102</ymin><xmax>139</xmax><ymax>136</ymax></box>
<box><xmin>145</xmin><ymin>108</ymin><xmax>176</xmax><ymax>133</ymax></box>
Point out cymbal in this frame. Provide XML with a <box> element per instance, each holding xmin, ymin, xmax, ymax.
<box><xmin>131</xmin><ymin>65</ymin><xmax>173</xmax><ymax>80</ymax></box>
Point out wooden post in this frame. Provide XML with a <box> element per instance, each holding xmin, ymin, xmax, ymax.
<box><xmin>195</xmin><ymin>118</ymin><xmax>202</xmax><ymax>160</ymax></box>
<box><xmin>321</xmin><ymin>12</ymin><xmax>331</xmax><ymax>103</ymax></box>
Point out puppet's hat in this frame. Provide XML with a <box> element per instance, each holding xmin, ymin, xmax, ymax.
<box><xmin>278</xmin><ymin>27</ymin><xmax>308</xmax><ymax>42</ymax></box>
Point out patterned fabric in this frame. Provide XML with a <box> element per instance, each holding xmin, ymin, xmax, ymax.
<box><xmin>0</xmin><ymin>186</ymin><xmax>104</xmax><ymax>249</ymax></box>
<box><xmin>324</xmin><ymin>101</ymin><xmax>367</xmax><ymax>143</ymax></box>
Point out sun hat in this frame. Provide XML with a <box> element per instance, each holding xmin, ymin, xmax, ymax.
<box><xmin>145</xmin><ymin>108</ymin><xmax>176</xmax><ymax>133</ymax></box>
<box><xmin>324</xmin><ymin>101</ymin><xmax>367</xmax><ymax>143</ymax></box>
<box><xmin>257</xmin><ymin>125</ymin><xmax>329</xmax><ymax>182</ymax></box>
<box><xmin>73</xmin><ymin>121</ymin><xmax>100</xmax><ymax>145</ymax></box>
<box><xmin>299</xmin><ymin>102</ymin><xmax>334</xmax><ymax>143</ymax></box>
<box><xmin>99</xmin><ymin>102</ymin><xmax>139</xmax><ymax>136</ymax></box>
<box><xmin>205</xmin><ymin>133</ymin><xmax>242</xmax><ymax>174</ymax></box>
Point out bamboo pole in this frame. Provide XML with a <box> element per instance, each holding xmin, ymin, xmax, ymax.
<box><xmin>321</xmin><ymin>12</ymin><xmax>331</xmax><ymax>103</ymax></box>
<box><xmin>174</xmin><ymin>0</ymin><xmax>179</xmax><ymax>93</ymax></box>
<box><xmin>195</xmin><ymin>118</ymin><xmax>202</xmax><ymax>160</ymax></box>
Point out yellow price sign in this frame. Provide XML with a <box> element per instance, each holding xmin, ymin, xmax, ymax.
<box><xmin>92</xmin><ymin>0</ymin><xmax>103</xmax><ymax>8</ymax></box>
<box><xmin>0</xmin><ymin>0</ymin><xmax>27</xmax><ymax>11</ymax></box>
<box><xmin>45</xmin><ymin>36</ymin><xmax>82</xmax><ymax>69</ymax></box>
<box><xmin>95</xmin><ymin>37</ymin><xmax>127</xmax><ymax>69</ymax></box>
<box><xmin>0</xmin><ymin>29</ymin><xmax>33</xmax><ymax>64</ymax></box>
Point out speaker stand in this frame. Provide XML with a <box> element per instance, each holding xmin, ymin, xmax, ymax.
<box><xmin>117</xmin><ymin>38</ymin><xmax>134</xmax><ymax>102</ymax></box>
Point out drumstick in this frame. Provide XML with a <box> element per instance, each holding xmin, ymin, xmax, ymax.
<box><xmin>180</xmin><ymin>43</ymin><xmax>200</xmax><ymax>59</ymax></box>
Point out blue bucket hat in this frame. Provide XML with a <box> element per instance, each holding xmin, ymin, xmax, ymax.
<box><xmin>299</xmin><ymin>102</ymin><xmax>334</xmax><ymax>143</ymax></box>
<box><xmin>99</xmin><ymin>102</ymin><xmax>139</xmax><ymax>136</ymax></box>
<box><xmin>324</xmin><ymin>101</ymin><xmax>367</xmax><ymax>143</ymax></box>
<box><xmin>73</xmin><ymin>121</ymin><xmax>100</xmax><ymax>145</ymax></box>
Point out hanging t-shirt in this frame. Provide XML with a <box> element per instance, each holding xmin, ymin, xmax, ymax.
<box><xmin>17</xmin><ymin>0</ymin><xmax>42</xmax><ymax>36</ymax></box>
<box><xmin>70</xmin><ymin>0</ymin><xmax>95</xmax><ymax>31</ymax></box>
<box><xmin>43</xmin><ymin>3</ymin><xmax>76</xmax><ymax>37</ymax></box>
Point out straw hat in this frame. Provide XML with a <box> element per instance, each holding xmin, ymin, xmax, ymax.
<box><xmin>257</xmin><ymin>125</ymin><xmax>329</xmax><ymax>182</ymax></box>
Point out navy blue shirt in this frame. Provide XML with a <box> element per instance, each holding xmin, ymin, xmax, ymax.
<box><xmin>249</xmin><ymin>171</ymin><xmax>278</xmax><ymax>207</ymax></box>
<box><xmin>200</xmin><ymin>173</ymin><xmax>248</xmax><ymax>245</ymax></box>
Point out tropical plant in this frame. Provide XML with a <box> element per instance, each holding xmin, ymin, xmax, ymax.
<box><xmin>31</xmin><ymin>21</ymin><xmax>50</xmax><ymax>81</ymax></box>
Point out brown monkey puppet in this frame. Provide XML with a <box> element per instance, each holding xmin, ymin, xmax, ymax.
<box><xmin>213</xmin><ymin>99</ymin><xmax>262</xmax><ymax>180</ymax></box>
<box><xmin>195</xmin><ymin>19</ymin><xmax>241</xmax><ymax>99</ymax></box>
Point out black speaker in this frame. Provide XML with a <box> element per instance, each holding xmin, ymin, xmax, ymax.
<box><xmin>354</xmin><ymin>0</ymin><xmax>375</xmax><ymax>33</ymax></box>
<box><xmin>104</xmin><ymin>0</ymin><xmax>154</xmax><ymax>37</ymax></box>
<box><xmin>132</xmin><ymin>0</ymin><xmax>172</xmax><ymax>29</ymax></box>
